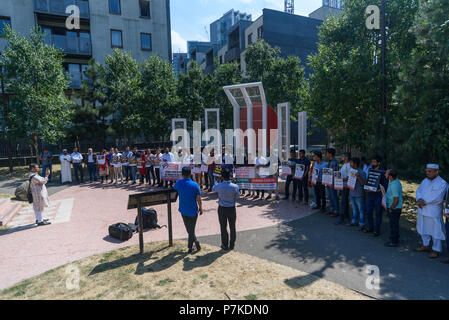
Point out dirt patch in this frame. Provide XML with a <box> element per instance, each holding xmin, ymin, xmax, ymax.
<box><xmin>0</xmin><ymin>241</ymin><xmax>370</xmax><ymax>300</ymax></box>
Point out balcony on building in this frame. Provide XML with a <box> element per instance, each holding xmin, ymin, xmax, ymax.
<box><xmin>34</xmin><ymin>0</ymin><xmax>90</xmax><ymax>19</ymax></box>
<box><xmin>42</xmin><ymin>27</ymin><xmax>92</xmax><ymax>56</ymax></box>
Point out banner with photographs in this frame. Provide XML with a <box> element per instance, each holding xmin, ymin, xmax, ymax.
<box><xmin>322</xmin><ymin>168</ymin><xmax>334</xmax><ymax>187</ymax></box>
<box><xmin>347</xmin><ymin>169</ymin><xmax>358</xmax><ymax>190</ymax></box>
<box><xmin>235</xmin><ymin>167</ymin><xmax>277</xmax><ymax>190</ymax></box>
<box><xmin>294</xmin><ymin>164</ymin><xmax>305</xmax><ymax>180</ymax></box>
<box><xmin>334</xmin><ymin>171</ymin><xmax>344</xmax><ymax>190</ymax></box>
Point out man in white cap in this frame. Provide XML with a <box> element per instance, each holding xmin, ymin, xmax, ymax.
<box><xmin>414</xmin><ymin>164</ymin><xmax>448</xmax><ymax>258</ymax></box>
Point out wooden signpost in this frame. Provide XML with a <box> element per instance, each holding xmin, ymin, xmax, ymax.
<box><xmin>127</xmin><ymin>189</ymin><xmax>178</xmax><ymax>254</ymax></box>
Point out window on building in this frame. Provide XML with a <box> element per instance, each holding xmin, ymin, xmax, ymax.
<box><xmin>257</xmin><ymin>26</ymin><xmax>264</xmax><ymax>39</ymax></box>
<box><xmin>141</xmin><ymin>33</ymin><xmax>152</xmax><ymax>50</ymax></box>
<box><xmin>109</xmin><ymin>0</ymin><xmax>121</xmax><ymax>14</ymax></box>
<box><xmin>111</xmin><ymin>29</ymin><xmax>123</xmax><ymax>48</ymax></box>
<box><xmin>219</xmin><ymin>56</ymin><xmax>223</xmax><ymax>64</ymax></box>
<box><xmin>139</xmin><ymin>0</ymin><xmax>151</xmax><ymax>18</ymax></box>
<box><xmin>0</xmin><ymin>17</ymin><xmax>11</xmax><ymax>37</ymax></box>
<box><xmin>247</xmin><ymin>33</ymin><xmax>253</xmax><ymax>46</ymax></box>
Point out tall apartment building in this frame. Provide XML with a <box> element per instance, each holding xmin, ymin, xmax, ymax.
<box><xmin>172</xmin><ymin>52</ymin><xmax>187</xmax><ymax>78</ymax></box>
<box><xmin>0</xmin><ymin>0</ymin><xmax>171</xmax><ymax>92</ymax></box>
<box><xmin>210</xmin><ymin>9</ymin><xmax>251</xmax><ymax>48</ymax></box>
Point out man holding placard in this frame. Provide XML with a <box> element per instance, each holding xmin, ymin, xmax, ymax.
<box><xmin>284</xmin><ymin>150</ymin><xmax>298</xmax><ymax>201</ymax></box>
<box><xmin>347</xmin><ymin>157</ymin><xmax>367</xmax><ymax>228</ymax></box>
<box><xmin>296</xmin><ymin>150</ymin><xmax>310</xmax><ymax>204</ymax></box>
<box><xmin>311</xmin><ymin>151</ymin><xmax>327</xmax><ymax>213</ymax></box>
<box><xmin>363</xmin><ymin>155</ymin><xmax>388</xmax><ymax>237</ymax></box>
<box><xmin>325</xmin><ymin>149</ymin><xmax>340</xmax><ymax>217</ymax></box>
<box><xmin>336</xmin><ymin>153</ymin><xmax>351</xmax><ymax>225</ymax></box>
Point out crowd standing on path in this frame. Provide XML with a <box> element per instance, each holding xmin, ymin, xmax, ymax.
<box><xmin>28</xmin><ymin>146</ymin><xmax>449</xmax><ymax>260</ymax></box>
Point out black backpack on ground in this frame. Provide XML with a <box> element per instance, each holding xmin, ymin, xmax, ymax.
<box><xmin>108</xmin><ymin>223</ymin><xmax>137</xmax><ymax>241</ymax></box>
<box><xmin>134</xmin><ymin>208</ymin><xmax>166</xmax><ymax>231</ymax></box>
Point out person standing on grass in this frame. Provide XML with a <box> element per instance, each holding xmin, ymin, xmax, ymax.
<box><xmin>40</xmin><ymin>149</ymin><xmax>53</xmax><ymax>183</ymax></box>
<box><xmin>384</xmin><ymin>169</ymin><xmax>403</xmax><ymax>247</ymax></box>
<box><xmin>414</xmin><ymin>164</ymin><xmax>448</xmax><ymax>259</ymax></box>
<box><xmin>347</xmin><ymin>157</ymin><xmax>367</xmax><ymax>229</ymax></box>
<box><xmin>213</xmin><ymin>168</ymin><xmax>240</xmax><ymax>251</ymax></box>
<box><xmin>29</xmin><ymin>163</ymin><xmax>51</xmax><ymax>226</ymax></box>
<box><xmin>336</xmin><ymin>152</ymin><xmax>351</xmax><ymax>225</ymax></box>
<box><xmin>71</xmin><ymin>147</ymin><xmax>84</xmax><ymax>184</ymax></box>
<box><xmin>174</xmin><ymin>166</ymin><xmax>203</xmax><ymax>254</ymax></box>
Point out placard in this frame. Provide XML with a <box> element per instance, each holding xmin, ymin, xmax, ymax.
<box><xmin>347</xmin><ymin>169</ymin><xmax>358</xmax><ymax>190</ymax></box>
<box><xmin>97</xmin><ymin>155</ymin><xmax>106</xmax><ymax>165</ymax></box>
<box><xmin>311</xmin><ymin>167</ymin><xmax>319</xmax><ymax>185</ymax></box>
<box><xmin>214</xmin><ymin>165</ymin><xmax>222</xmax><ymax>177</ymax></box>
<box><xmin>161</xmin><ymin>163</ymin><xmax>182</xmax><ymax>181</ymax></box>
<box><xmin>322</xmin><ymin>168</ymin><xmax>334</xmax><ymax>187</ymax></box>
<box><xmin>364</xmin><ymin>170</ymin><xmax>382</xmax><ymax>192</ymax></box>
<box><xmin>192</xmin><ymin>166</ymin><xmax>202</xmax><ymax>174</ymax></box>
<box><xmin>137</xmin><ymin>159</ymin><xmax>144</xmax><ymax>169</ymax></box>
<box><xmin>201</xmin><ymin>164</ymin><xmax>208</xmax><ymax>173</ymax></box>
<box><xmin>129</xmin><ymin>154</ymin><xmax>138</xmax><ymax>165</ymax></box>
<box><xmin>294</xmin><ymin>164</ymin><xmax>305</xmax><ymax>180</ymax></box>
<box><xmin>281</xmin><ymin>162</ymin><xmax>293</xmax><ymax>176</ymax></box>
<box><xmin>334</xmin><ymin>171</ymin><xmax>344</xmax><ymax>190</ymax></box>
<box><xmin>235</xmin><ymin>167</ymin><xmax>276</xmax><ymax>190</ymax></box>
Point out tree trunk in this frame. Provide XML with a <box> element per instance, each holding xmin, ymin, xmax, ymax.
<box><xmin>7</xmin><ymin>138</ymin><xmax>13</xmax><ymax>173</ymax></box>
<box><xmin>32</xmin><ymin>132</ymin><xmax>40</xmax><ymax>165</ymax></box>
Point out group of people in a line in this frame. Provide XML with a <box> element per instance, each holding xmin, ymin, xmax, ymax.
<box><xmin>32</xmin><ymin>146</ymin><xmax>449</xmax><ymax>261</ymax></box>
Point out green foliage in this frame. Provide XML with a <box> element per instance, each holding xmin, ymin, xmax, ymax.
<box><xmin>244</xmin><ymin>39</ymin><xmax>309</xmax><ymax>115</ymax></box>
<box><xmin>1</xmin><ymin>25</ymin><xmax>72</xmax><ymax>160</ymax></box>
<box><xmin>308</xmin><ymin>0</ymin><xmax>419</xmax><ymax>161</ymax></box>
<box><xmin>397</xmin><ymin>0</ymin><xmax>449</xmax><ymax>176</ymax></box>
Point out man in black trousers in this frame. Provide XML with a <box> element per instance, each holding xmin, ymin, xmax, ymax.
<box><xmin>174</xmin><ymin>166</ymin><xmax>203</xmax><ymax>254</ymax></box>
<box><xmin>212</xmin><ymin>168</ymin><xmax>240</xmax><ymax>250</ymax></box>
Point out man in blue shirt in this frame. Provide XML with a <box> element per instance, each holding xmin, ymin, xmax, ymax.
<box><xmin>212</xmin><ymin>167</ymin><xmax>240</xmax><ymax>250</ymax></box>
<box><xmin>384</xmin><ymin>169</ymin><xmax>403</xmax><ymax>247</ymax></box>
<box><xmin>174</xmin><ymin>166</ymin><xmax>203</xmax><ymax>254</ymax></box>
<box><xmin>40</xmin><ymin>149</ymin><xmax>53</xmax><ymax>183</ymax></box>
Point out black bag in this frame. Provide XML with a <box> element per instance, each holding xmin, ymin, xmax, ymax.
<box><xmin>27</xmin><ymin>174</ymin><xmax>36</xmax><ymax>204</ymax></box>
<box><xmin>135</xmin><ymin>208</ymin><xmax>166</xmax><ymax>231</ymax></box>
<box><xmin>108</xmin><ymin>223</ymin><xmax>136</xmax><ymax>241</ymax></box>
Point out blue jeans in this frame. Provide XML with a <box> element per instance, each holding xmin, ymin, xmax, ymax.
<box><xmin>208</xmin><ymin>169</ymin><xmax>215</xmax><ymax>189</ymax></box>
<box><xmin>326</xmin><ymin>187</ymin><xmax>339</xmax><ymax>214</ymax></box>
<box><xmin>366</xmin><ymin>193</ymin><xmax>384</xmax><ymax>233</ymax></box>
<box><xmin>123</xmin><ymin>165</ymin><xmax>130</xmax><ymax>181</ymax></box>
<box><xmin>87</xmin><ymin>163</ymin><xmax>98</xmax><ymax>182</ymax></box>
<box><xmin>42</xmin><ymin>164</ymin><xmax>52</xmax><ymax>182</ymax></box>
<box><xmin>350</xmin><ymin>196</ymin><xmax>365</xmax><ymax>226</ymax></box>
<box><xmin>129</xmin><ymin>166</ymin><xmax>137</xmax><ymax>182</ymax></box>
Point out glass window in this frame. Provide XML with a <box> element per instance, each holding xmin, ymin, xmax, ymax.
<box><xmin>0</xmin><ymin>17</ymin><xmax>11</xmax><ymax>37</ymax></box>
<box><xmin>139</xmin><ymin>0</ymin><xmax>151</xmax><ymax>18</ymax></box>
<box><xmin>42</xmin><ymin>27</ymin><xmax>52</xmax><ymax>45</ymax></box>
<box><xmin>109</xmin><ymin>0</ymin><xmax>121</xmax><ymax>14</ymax></box>
<box><xmin>141</xmin><ymin>33</ymin><xmax>151</xmax><ymax>50</ymax></box>
<box><xmin>247</xmin><ymin>33</ymin><xmax>253</xmax><ymax>46</ymax></box>
<box><xmin>111</xmin><ymin>30</ymin><xmax>123</xmax><ymax>48</ymax></box>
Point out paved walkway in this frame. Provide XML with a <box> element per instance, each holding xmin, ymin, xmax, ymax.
<box><xmin>0</xmin><ymin>182</ymin><xmax>312</xmax><ymax>290</ymax></box>
<box><xmin>200</xmin><ymin>211</ymin><xmax>449</xmax><ymax>300</ymax></box>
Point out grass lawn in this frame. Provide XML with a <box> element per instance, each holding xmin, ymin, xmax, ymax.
<box><xmin>0</xmin><ymin>241</ymin><xmax>370</xmax><ymax>300</ymax></box>
<box><xmin>0</xmin><ymin>165</ymin><xmax>63</xmax><ymax>182</ymax></box>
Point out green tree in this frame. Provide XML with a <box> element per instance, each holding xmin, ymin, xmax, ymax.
<box><xmin>1</xmin><ymin>25</ymin><xmax>72</xmax><ymax>164</ymax></box>
<box><xmin>397</xmin><ymin>0</ymin><xmax>449</xmax><ymax>174</ymax></box>
<box><xmin>140</xmin><ymin>56</ymin><xmax>179</xmax><ymax>141</ymax></box>
<box><xmin>244</xmin><ymin>39</ymin><xmax>309</xmax><ymax>115</ymax></box>
<box><xmin>308</xmin><ymin>0</ymin><xmax>418</xmax><ymax>160</ymax></box>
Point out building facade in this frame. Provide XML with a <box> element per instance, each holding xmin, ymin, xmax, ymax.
<box><xmin>210</xmin><ymin>9</ymin><xmax>251</xmax><ymax>48</ymax></box>
<box><xmin>309</xmin><ymin>0</ymin><xmax>344</xmax><ymax>20</ymax></box>
<box><xmin>172</xmin><ymin>52</ymin><xmax>188</xmax><ymax>78</ymax></box>
<box><xmin>0</xmin><ymin>0</ymin><xmax>172</xmax><ymax>90</ymax></box>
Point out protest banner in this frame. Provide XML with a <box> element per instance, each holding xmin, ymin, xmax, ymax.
<box><xmin>364</xmin><ymin>170</ymin><xmax>382</xmax><ymax>192</ymax></box>
<box><xmin>294</xmin><ymin>164</ymin><xmax>305</xmax><ymax>180</ymax></box>
<box><xmin>201</xmin><ymin>164</ymin><xmax>208</xmax><ymax>173</ymax></box>
<box><xmin>161</xmin><ymin>162</ymin><xmax>182</xmax><ymax>181</ymax></box>
<box><xmin>322</xmin><ymin>168</ymin><xmax>334</xmax><ymax>187</ymax></box>
<box><xmin>347</xmin><ymin>169</ymin><xmax>358</xmax><ymax>190</ymax></box>
<box><xmin>334</xmin><ymin>171</ymin><xmax>344</xmax><ymax>190</ymax></box>
<box><xmin>235</xmin><ymin>167</ymin><xmax>276</xmax><ymax>190</ymax></box>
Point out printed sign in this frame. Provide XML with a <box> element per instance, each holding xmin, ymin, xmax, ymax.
<box><xmin>214</xmin><ymin>165</ymin><xmax>222</xmax><ymax>177</ymax></box>
<box><xmin>201</xmin><ymin>164</ymin><xmax>208</xmax><ymax>173</ymax></box>
<box><xmin>161</xmin><ymin>163</ymin><xmax>182</xmax><ymax>181</ymax></box>
<box><xmin>235</xmin><ymin>167</ymin><xmax>276</xmax><ymax>190</ymax></box>
<box><xmin>192</xmin><ymin>166</ymin><xmax>202</xmax><ymax>174</ymax></box>
<box><xmin>364</xmin><ymin>170</ymin><xmax>382</xmax><ymax>192</ymax></box>
<box><xmin>322</xmin><ymin>168</ymin><xmax>334</xmax><ymax>187</ymax></box>
<box><xmin>121</xmin><ymin>154</ymin><xmax>129</xmax><ymax>164</ymax></box>
<box><xmin>137</xmin><ymin>159</ymin><xmax>143</xmax><ymax>169</ymax></box>
<box><xmin>281</xmin><ymin>162</ymin><xmax>293</xmax><ymax>176</ymax></box>
<box><xmin>97</xmin><ymin>155</ymin><xmax>105</xmax><ymax>165</ymax></box>
<box><xmin>129</xmin><ymin>154</ymin><xmax>138</xmax><ymax>165</ymax></box>
<box><xmin>334</xmin><ymin>171</ymin><xmax>344</xmax><ymax>190</ymax></box>
<box><xmin>347</xmin><ymin>169</ymin><xmax>358</xmax><ymax>190</ymax></box>
<box><xmin>294</xmin><ymin>164</ymin><xmax>306</xmax><ymax>180</ymax></box>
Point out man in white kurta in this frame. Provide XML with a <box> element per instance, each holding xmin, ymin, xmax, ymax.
<box><xmin>59</xmin><ymin>149</ymin><xmax>72</xmax><ymax>184</ymax></box>
<box><xmin>29</xmin><ymin>163</ymin><xmax>51</xmax><ymax>226</ymax></box>
<box><xmin>414</xmin><ymin>164</ymin><xmax>448</xmax><ymax>258</ymax></box>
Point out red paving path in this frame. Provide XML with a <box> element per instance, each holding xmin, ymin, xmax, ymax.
<box><xmin>0</xmin><ymin>183</ymin><xmax>314</xmax><ymax>290</ymax></box>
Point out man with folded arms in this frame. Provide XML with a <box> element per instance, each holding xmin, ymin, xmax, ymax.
<box><xmin>414</xmin><ymin>164</ymin><xmax>448</xmax><ymax>259</ymax></box>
